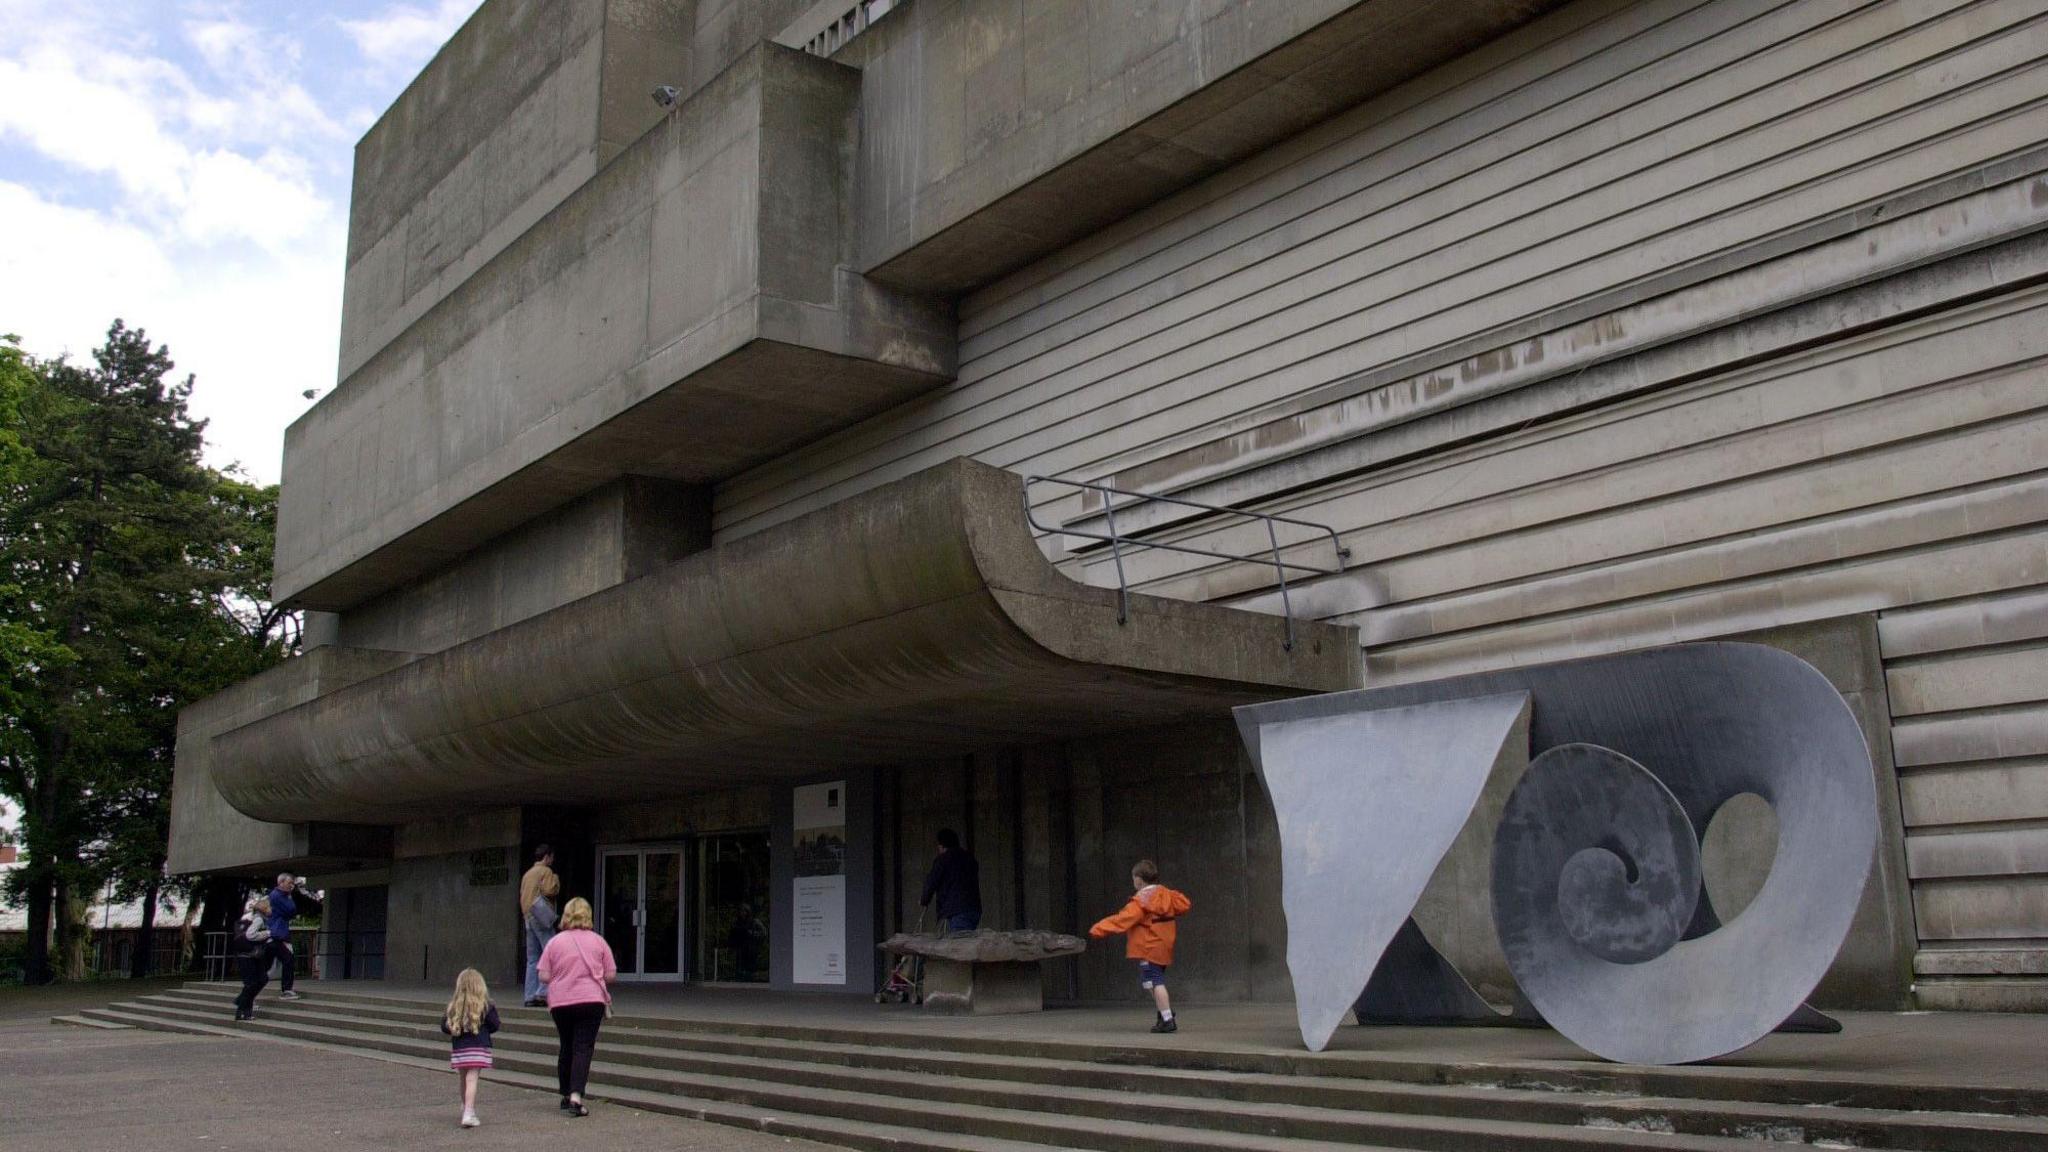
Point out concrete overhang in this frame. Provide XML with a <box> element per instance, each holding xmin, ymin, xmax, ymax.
<box><xmin>167</xmin><ymin>645</ymin><xmax>416</xmax><ymax>876</ymax></box>
<box><xmin>215</xmin><ymin>459</ymin><xmax>1359</xmax><ymax>825</ymax></box>
<box><xmin>276</xmin><ymin>43</ymin><xmax>954</xmax><ymax>611</ymax></box>
<box><xmin>851</xmin><ymin>0</ymin><xmax>1572</xmax><ymax>294</ymax></box>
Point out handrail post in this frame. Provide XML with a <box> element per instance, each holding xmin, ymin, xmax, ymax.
<box><xmin>1266</xmin><ymin>517</ymin><xmax>1296</xmax><ymax>652</ymax></box>
<box><xmin>1102</xmin><ymin>492</ymin><xmax>1130</xmax><ymax>626</ymax></box>
<box><xmin>1021</xmin><ymin>474</ymin><xmax>1348</xmax><ymax>648</ymax></box>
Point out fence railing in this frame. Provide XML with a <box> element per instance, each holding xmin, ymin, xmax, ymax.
<box><xmin>1022</xmin><ymin>476</ymin><xmax>1349</xmax><ymax>652</ymax></box>
<box><xmin>313</xmin><ymin>930</ymin><xmax>387</xmax><ymax>981</ymax></box>
<box><xmin>202</xmin><ymin>929</ymin><xmax>382</xmax><ymax>982</ymax></box>
<box><xmin>784</xmin><ymin>0</ymin><xmax>901</xmax><ymax>56</ymax></box>
<box><xmin>83</xmin><ymin>930</ymin><xmax>195</xmax><ymax>978</ymax></box>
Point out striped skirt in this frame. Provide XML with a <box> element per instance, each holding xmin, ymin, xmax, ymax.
<box><xmin>450</xmin><ymin>1049</ymin><xmax>493</xmax><ymax>1070</ymax></box>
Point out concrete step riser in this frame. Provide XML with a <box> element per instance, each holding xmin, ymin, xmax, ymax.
<box><xmin>114</xmin><ymin>1001</ymin><xmax>1671</xmax><ymax>1152</ymax></box>
<box><xmin>149</xmin><ymin>996</ymin><xmax>2037</xmax><ymax>1152</ymax></box>
<box><xmin>117</xmin><ymin>1006</ymin><xmax>1361</xmax><ymax>1152</ymax></box>
<box><xmin>175</xmin><ymin>984</ymin><xmax>2048</xmax><ymax>1119</ymax></box>
<box><xmin>78</xmin><ymin>1007</ymin><xmax>1072</xmax><ymax>1152</ymax></box>
<box><xmin>115</xmin><ymin>998</ymin><xmax>2048</xmax><ymax>1152</ymax></box>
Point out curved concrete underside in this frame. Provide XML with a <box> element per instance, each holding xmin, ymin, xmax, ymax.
<box><xmin>216</xmin><ymin>458</ymin><xmax>1358</xmax><ymax>824</ymax></box>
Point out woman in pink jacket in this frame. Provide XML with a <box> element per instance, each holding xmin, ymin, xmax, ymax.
<box><xmin>535</xmin><ymin>897</ymin><xmax>616</xmax><ymax>1116</ymax></box>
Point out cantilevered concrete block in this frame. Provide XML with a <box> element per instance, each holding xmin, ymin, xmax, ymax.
<box><xmin>278</xmin><ymin>43</ymin><xmax>955</xmax><ymax>612</ymax></box>
<box><xmin>210</xmin><ymin>459</ymin><xmax>1358</xmax><ymax>825</ymax></box>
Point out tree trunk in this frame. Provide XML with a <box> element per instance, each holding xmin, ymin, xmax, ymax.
<box><xmin>131</xmin><ymin>875</ymin><xmax>162</xmax><ymax>979</ymax></box>
<box><xmin>58</xmin><ymin>880</ymin><xmax>90</xmax><ymax>981</ymax></box>
<box><xmin>21</xmin><ymin>873</ymin><xmax>53</xmax><ymax>985</ymax></box>
<box><xmin>20</xmin><ymin>749</ymin><xmax>62</xmax><ymax>984</ymax></box>
<box><xmin>176</xmin><ymin>888</ymin><xmax>201</xmax><ymax>972</ymax></box>
<box><xmin>193</xmin><ymin>877</ymin><xmax>247</xmax><ymax>978</ymax></box>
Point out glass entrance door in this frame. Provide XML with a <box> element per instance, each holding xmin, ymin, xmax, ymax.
<box><xmin>696</xmin><ymin>832</ymin><xmax>770</xmax><ymax>983</ymax></box>
<box><xmin>599</xmin><ymin>848</ymin><xmax>683</xmax><ymax>981</ymax></box>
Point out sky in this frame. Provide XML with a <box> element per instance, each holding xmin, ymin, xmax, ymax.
<box><xmin>0</xmin><ymin>0</ymin><xmax>486</xmax><ymax>484</ymax></box>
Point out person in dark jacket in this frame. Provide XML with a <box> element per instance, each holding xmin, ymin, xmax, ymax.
<box><xmin>232</xmin><ymin>897</ymin><xmax>272</xmax><ymax>1021</ymax></box>
<box><xmin>920</xmin><ymin>828</ymin><xmax>982</xmax><ymax>932</ymax></box>
<box><xmin>264</xmin><ymin>873</ymin><xmax>303</xmax><ymax>999</ymax></box>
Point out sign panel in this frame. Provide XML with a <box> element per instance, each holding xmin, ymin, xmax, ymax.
<box><xmin>792</xmin><ymin>781</ymin><xmax>846</xmax><ymax>985</ymax></box>
<box><xmin>468</xmin><ymin>847</ymin><xmax>509</xmax><ymax>887</ymax></box>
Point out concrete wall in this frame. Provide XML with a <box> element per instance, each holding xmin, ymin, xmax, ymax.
<box><xmin>167</xmin><ymin>647</ymin><xmax>415</xmax><ymax>875</ymax></box>
<box><xmin>385</xmin><ymin>809</ymin><xmax>523</xmax><ymax>988</ymax></box>
<box><xmin>341</xmin><ymin>0</ymin><xmax>731</xmax><ymax>384</ymax></box>
<box><xmin>721</xmin><ymin>0</ymin><xmax>2048</xmax><ymax>543</ymax></box>
<box><xmin>717</xmin><ymin>0</ymin><xmax>2048</xmax><ymax>979</ymax></box>
<box><xmin>343</xmin><ymin>0</ymin><xmax>607</xmax><ymax>384</ymax></box>
<box><xmin>338</xmin><ymin>476</ymin><xmax>709</xmax><ymax>654</ymax></box>
<box><xmin>284</xmin><ymin>41</ymin><xmax>951</xmax><ymax>610</ymax></box>
<box><xmin>842</xmin><ymin>0</ymin><xmax>1569</xmax><ymax>292</ymax></box>
<box><xmin>591</xmin><ymin>786</ymin><xmax>772</xmax><ymax>843</ymax></box>
<box><xmin>879</xmin><ymin>722</ymin><xmax>1290</xmax><ymax>1006</ymax></box>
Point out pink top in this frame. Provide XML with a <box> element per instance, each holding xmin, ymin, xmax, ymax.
<box><xmin>536</xmin><ymin>928</ymin><xmax>617</xmax><ymax>1007</ymax></box>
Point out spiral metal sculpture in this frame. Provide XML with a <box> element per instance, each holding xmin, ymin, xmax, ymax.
<box><xmin>1235</xmin><ymin>643</ymin><xmax>1877</xmax><ymax>1064</ymax></box>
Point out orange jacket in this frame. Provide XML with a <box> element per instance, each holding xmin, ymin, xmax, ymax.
<box><xmin>1089</xmin><ymin>884</ymin><xmax>1191</xmax><ymax>966</ymax></box>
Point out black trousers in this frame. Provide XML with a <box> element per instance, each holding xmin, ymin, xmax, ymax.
<box><xmin>267</xmin><ymin>939</ymin><xmax>295</xmax><ymax>992</ymax></box>
<box><xmin>233</xmin><ymin>954</ymin><xmax>269</xmax><ymax>1015</ymax></box>
<box><xmin>550</xmin><ymin>1002</ymin><xmax>605</xmax><ymax>1098</ymax></box>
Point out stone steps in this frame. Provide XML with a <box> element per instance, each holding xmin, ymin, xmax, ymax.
<box><xmin>70</xmin><ymin>984</ymin><xmax>2048</xmax><ymax>1152</ymax></box>
<box><xmin>122</xmin><ymin>987</ymin><xmax>2048</xmax><ymax>1150</ymax></box>
<box><xmin>62</xmin><ymin>1005</ymin><xmax>1064</xmax><ymax>1152</ymax></box>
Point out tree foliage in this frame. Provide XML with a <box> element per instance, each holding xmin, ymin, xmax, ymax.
<box><xmin>0</xmin><ymin>321</ymin><xmax>294</xmax><ymax>981</ymax></box>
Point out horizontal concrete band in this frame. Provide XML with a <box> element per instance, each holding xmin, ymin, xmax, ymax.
<box><xmin>214</xmin><ymin>459</ymin><xmax>1357</xmax><ymax>824</ymax></box>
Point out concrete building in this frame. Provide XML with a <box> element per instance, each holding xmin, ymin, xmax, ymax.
<box><xmin>170</xmin><ymin>0</ymin><xmax>2048</xmax><ymax>1012</ymax></box>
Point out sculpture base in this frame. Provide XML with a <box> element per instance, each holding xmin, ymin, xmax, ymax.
<box><xmin>921</xmin><ymin>959</ymin><xmax>1043</xmax><ymax>1015</ymax></box>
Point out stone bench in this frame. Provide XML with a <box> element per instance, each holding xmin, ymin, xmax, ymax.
<box><xmin>879</xmin><ymin>929</ymin><xmax>1086</xmax><ymax>1015</ymax></box>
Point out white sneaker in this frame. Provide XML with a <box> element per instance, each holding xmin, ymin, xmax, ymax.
<box><xmin>279</xmin><ymin>990</ymin><xmax>302</xmax><ymax>1000</ymax></box>
<box><xmin>460</xmin><ymin>1112</ymin><xmax>479</xmax><ymax>1128</ymax></box>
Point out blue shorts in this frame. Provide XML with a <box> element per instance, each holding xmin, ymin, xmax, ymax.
<box><xmin>1137</xmin><ymin>961</ymin><xmax>1168</xmax><ymax>990</ymax></box>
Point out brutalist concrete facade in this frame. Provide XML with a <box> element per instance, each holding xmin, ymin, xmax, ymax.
<box><xmin>173</xmin><ymin>0</ymin><xmax>2048</xmax><ymax>1011</ymax></box>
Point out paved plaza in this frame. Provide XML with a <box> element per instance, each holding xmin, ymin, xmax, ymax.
<box><xmin>0</xmin><ymin>987</ymin><xmax>829</xmax><ymax>1152</ymax></box>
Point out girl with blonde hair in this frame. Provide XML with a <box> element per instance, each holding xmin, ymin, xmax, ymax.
<box><xmin>441</xmin><ymin>967</ymin><xmax>501</xmax><ymax>1128</ymax></box>
<box><xmin>536</xmin><ymin>896</ymin><xmax>616</xmax><ymax>1116</ymax></box>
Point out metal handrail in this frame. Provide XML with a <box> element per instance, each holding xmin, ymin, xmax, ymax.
<box><xmin>1022</xmin><ymin>476</ymin><xmax>1349</xmax><ymax>652</ymax></box>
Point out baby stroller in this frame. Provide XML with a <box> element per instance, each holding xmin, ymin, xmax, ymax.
<box><xmin>876</xmin><ymin>910</ymin><xmax>926</xmax><ymax>1004</ymax></box>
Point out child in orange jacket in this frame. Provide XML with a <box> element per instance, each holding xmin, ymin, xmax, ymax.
<box><xmin>1090</xmin><ymin>859</ymin><xmax>1191</xmax><ymax>1033</ymax></box>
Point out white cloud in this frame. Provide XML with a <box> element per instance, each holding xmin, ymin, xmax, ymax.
<box><xmin>0</xmin><ymin>0</ymin><xmax>489</xmax><ymax>481</ymax></box>
<box><xmin>0</xmin><ymin>0</ymin><xmax>357</xmax><ymax>481</ymax></box>
<box><xmin>340</xmin><ymin>0</ymin><xmax>476</xmax><ymax>77</ymax></box>
<box><xmin>0</xmin><ymin>179</ymin><xmax>342</xmax><ymax>480</ymax></box>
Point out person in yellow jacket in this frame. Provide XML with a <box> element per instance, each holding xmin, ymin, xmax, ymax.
<box><xmin>1090</xmin><ymin>859</ymin><xmax>1192</xmax><ymax>1033</ymax></box>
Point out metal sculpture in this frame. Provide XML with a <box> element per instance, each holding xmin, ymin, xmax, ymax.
<box><xmin>1235</xmin><ymin>643</ymin><xmax>1877</xmax><ymax>1064</ymax></box>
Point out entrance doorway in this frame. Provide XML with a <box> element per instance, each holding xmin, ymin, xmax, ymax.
<box><xmin>595</xmin><ymin>832</ymin><xmax>770</xmax><ymax>982</ymax></box>
<box><xmin>696</xmin><ymin>832</ymin><xmax>770</xmax><ymax>983</ymax></box>
<box><xmin>600</xmin><ymin>848</ymin><xmax>683</xmax><ymax>980</ymax></box>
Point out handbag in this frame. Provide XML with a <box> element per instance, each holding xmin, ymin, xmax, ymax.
<box><xmin>566</xmin><ymin>933</ymin><xmax>614</xmax><ymax>1018</ymax></box>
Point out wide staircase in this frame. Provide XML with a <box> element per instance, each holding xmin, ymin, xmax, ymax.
<box><xmin>64</xmin><ymin>983</ymin><xmax>2048</xmax><ymax>1151</ymax></box>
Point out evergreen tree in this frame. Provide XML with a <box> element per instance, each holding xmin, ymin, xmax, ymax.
<box><xmin>0</xmin><ymin>321</ymin><xmax>292</xmax><ymax>982</ymax></box>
